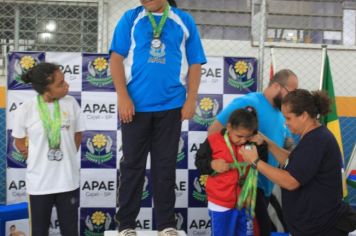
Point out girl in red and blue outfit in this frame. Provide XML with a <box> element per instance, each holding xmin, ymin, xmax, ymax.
<box><xmin>195</xmin><ymin>107</ymin><xmax>268</xmax><ymax>236</ymax></box>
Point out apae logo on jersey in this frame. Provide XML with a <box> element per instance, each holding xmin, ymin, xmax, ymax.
<box><xmin>227</xmin><ymin>60</ymin><xmax>255</xmax><ymax>90</ymax></box>
<box><xmin>84</xmin><ymin>211</ymin><xmax>112</xmax><ymax>236</ymax></box>
<box><xmin>193</xmin><ymin>175</ymin><xmax>207</xmax><ymax>202</ymax></box>
<box><xmin>61</xmin><ymin>111</ymin><xmax>71</xmax><ymax>130</ymax></box>
<box><xmin>148</xmin><ymin>44</ymin><xmax>166</xmax><ymax>64</ymax></box>
<box><xmin>86</xmin><ymin>57</ymin><xmax>112</xmax><ymax>87</ymax></box>
<box><xmin>193</xmin><ymin>97</ymin><xmax>219</xmax><ymax>127</ymax></box>
<box><xmin>86</xmin><ymin>134</ymin><xmax>113</xmax><ymax>164</ymax></box>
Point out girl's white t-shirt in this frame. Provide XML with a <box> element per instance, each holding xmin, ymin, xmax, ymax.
<box><xmin>12</xmin><ymin>95</ymin><xmax>85</xmax><ymax>195</ymax></box>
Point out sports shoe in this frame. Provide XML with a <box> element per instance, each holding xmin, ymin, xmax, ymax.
<box><xmin>118</xmin><ymin>228</ymin><xmax>137</xmax><ymax>236</ymax></box>
<box><xmin>158</xmin><ymin>227</ymin><xmax>179</xmax><ymax>236</ymax></box>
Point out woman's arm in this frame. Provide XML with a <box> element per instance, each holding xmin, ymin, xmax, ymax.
<box><xmin>239</xmin><ymin>145</ymin><xmax>300</xmax><ymax>190</ymax></box>
<box><xmin>251</xmin><ymin>132</ymin><xmax>290</xmax><ymax>166</ymax></box>
<box><xmin>265</xmin><ymin>137</ymin><xmax>290</xmax><ymax>166</ymax></box>
<box><xmin>253</xmin><ymin>159</ymin><xmax>300</xmax><ymax>190</ymax></box>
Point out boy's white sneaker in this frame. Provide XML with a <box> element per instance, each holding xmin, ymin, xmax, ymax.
<box><xmin>158</xmin><ymin>228</ymin><xmax>179</xmax><ymax>236</ymax></box>
<box><xmin>118</xmin><ymin>228</ymin><xmax>137</xmax><ymax>236</ymax></box>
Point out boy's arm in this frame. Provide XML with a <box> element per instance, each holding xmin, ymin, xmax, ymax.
<box><xmin>195</xmin><ymin>139</ymin><xmax>215</xmax><ymax>175</ymax></box>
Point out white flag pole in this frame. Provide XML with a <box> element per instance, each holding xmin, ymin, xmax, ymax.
<box><xmin>319</xmin><ymin>46</ymin><xmax>327</xmax><ymax>90</ymax></box>
<box><xmin>346</xmin><ymin>143</ymin><xmax>356</xmax><ymax>177</ymax></box>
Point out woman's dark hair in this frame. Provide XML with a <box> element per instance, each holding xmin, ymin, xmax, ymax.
<box><xmin>168</xmin><ymin>0</ymin><xmax>177</xmax><ymax>7</ymax></box>
<box><xmin>21</xmin><ymin>62</ymin><xmax>60</xmax><ymax>94</ymax></box>
<box><xmin>228</xmin><ymin>106</ymin><xmax>258</xmax><ymax>133</ymax></box>
<box><xmin>282</xmin><ymin>89</ymin><xmax>331</xmax><ymax>118</ymax></box>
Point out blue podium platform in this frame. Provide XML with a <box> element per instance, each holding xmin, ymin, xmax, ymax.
<box><xmin>0</xmin><ymin>202</ymin><xmax>28</xmax><ymax>235</ymax></box>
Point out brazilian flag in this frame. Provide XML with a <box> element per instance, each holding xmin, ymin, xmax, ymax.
<box><xmin>320</xmin><ymin>51</ymin><xmax>348</xmax><ymax>199</ymax></box>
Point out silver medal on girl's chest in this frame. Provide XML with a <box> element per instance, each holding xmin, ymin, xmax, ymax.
<box><xmin>48</xmin><ymin>149</ymin><xmax>63</xmax><ymax>161</ymax></box>
<box><xmin>48</xmin><ymin>149</ymin><xmax>56</xmax><ymax>161</ymax></box>
<box><xmin>151</xmin><ymin>38</ymin><xmax>162</xmax><ymax>49</ymax></box>
<box><xmin>54</xmin><ymin>149</ymin><xmax>63</xmax><ymax>161</ymax></box>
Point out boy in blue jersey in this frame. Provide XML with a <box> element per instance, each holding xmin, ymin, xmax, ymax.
<box><xmin>208</xmin><ymin>69</ymin><xmax>298</xmax><ymax>235</ymax></box>
<box><xmin>109</xmin><ymin>0</ymin><xmax>206</xmax><ymax>235</ymax></box>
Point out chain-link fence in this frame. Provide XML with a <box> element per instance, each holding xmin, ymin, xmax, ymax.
<box><xmin>1</xmin><ymin>0</ymin><xmax>356</xmax><ymax>203</ymax></box>
<box><xmin>0</xmin><ymin>0</ymin><xmax>99</xmax><ymax>79</ymax></box>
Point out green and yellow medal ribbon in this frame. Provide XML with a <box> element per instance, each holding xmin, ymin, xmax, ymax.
<box><xmin>37</xmin><ymin>95</ymin><xmax>61</xmax><ymax>149</ymax></box>
<box><xmin>147</xmin><ymin>3</ymin><xmax>170</xmax><ymax>39</ymax></box>
<box><xmin>224</xmin><ymin>131</ymin><xmax>258</xmax><ymax>218</ymax></box>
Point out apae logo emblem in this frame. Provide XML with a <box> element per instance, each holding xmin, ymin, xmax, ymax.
<box><xmin>193</xmin><ymin>175</ymin><xmax>207</xmax><ymax>202</ymax></box>
<box><xmin>86</xmin><ymin>134</ymin><xmax>113</xmax><ymax>164</ymax></box>
<box><xmin>193</xmin><ymin>97</ymin><xmax>219</xmax><ymax>127</ymax></box>
<box><xmin>227</xmin><ymin>60</ymin><xmax>255</xmax><ymax>89</ymax></box>
<box><xmin>148</xmin><ymin>44</ymin><xmax>166</xmax><ymax>64</ymax></box>
<box><xmin>84</xmin><ymin>211</ymin><xmax>112</xmax><ymax>236</ymax></box>
<box><xmin>13</xmin><ymin>56</ymin><xmax>37</xmax><ymax>83</ymax></box>
<box><xmin>86</xmin><ymin>57</ymin><xmax>112</xmax><ymax>87</ymax></box>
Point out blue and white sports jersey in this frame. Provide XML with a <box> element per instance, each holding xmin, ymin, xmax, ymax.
<box><xmin>110</xmin><ymin>6</ymin><xmax>206</xmax><ymax>112</ymax></box>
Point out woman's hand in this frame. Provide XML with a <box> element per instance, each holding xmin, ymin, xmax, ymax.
<box><xmin>239</xmin><ymin>145</ymin><xmax>259</xmax><ymax>164</ymax></box>
<box><xmin>211</xmin><ymin>159</ymin><xmax>230</xmax><ymax>173</ymax></box>
<box><xmin>250</xmin><ymin>132</ymin><xmax>268</xmax><ymax>145</ymax></box>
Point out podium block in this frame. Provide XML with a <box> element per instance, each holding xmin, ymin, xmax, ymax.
<box><xmin>0</xmin><ymin>202</ymin><xmax>28</xmax><ymax>235</ymax></box>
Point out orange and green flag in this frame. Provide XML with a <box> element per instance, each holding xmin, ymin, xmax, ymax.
<box><xmin>269</xmin><ymin>47</ymin><xmax>275</xmax><ymax>80</ymax></box>
<box><xmin>320</xmin><ymin>51</ymin><xmax>348</xmax><ymax>198</ymax></box>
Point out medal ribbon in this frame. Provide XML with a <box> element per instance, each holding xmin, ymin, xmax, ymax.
<box><xmin>37</xmin><ymin>95</ymin><xmax>61</xmax><ymax>149</ymax></box>
<box><xmin>147</xmin><ymin>3</ymin><xmax>169</xmax><ymax>39</ymax></box>
<box><xmin>224</xmin><ymin>130</ymin><xmax>258</xmax><ymax>218</ymax></box>
<box><xmin>224</xmin><ymin>131</ymin><xmax>247</xmax><ymax>181</ymax></box>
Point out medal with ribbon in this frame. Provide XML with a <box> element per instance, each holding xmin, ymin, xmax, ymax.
<box><xmin>147</xmin><ymin>3</ymin><xmax>169</xmax><ymax>49</ymax></box>
<box><xmin>37</xmin><ymin>95</ymin><xmax>63</xmax><ymax>161</ymax></box>
<box><xmin>224</xmin><ymin>130</ymin><xmax>258</xmax><ymax>218</ymax></box>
